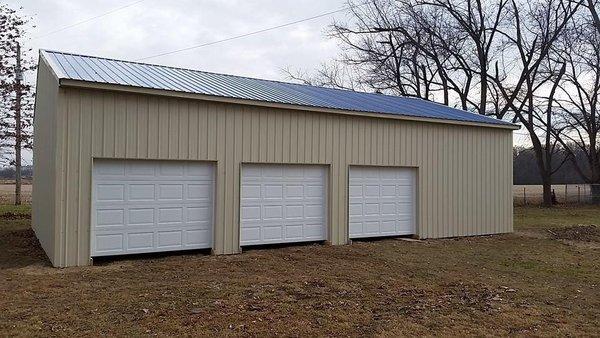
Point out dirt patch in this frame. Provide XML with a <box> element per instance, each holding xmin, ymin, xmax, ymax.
<box><xmin>547</xmin><ymin>225</ymin><xmax>600</xmax><ymax>242</ymax></box>
<box><xmin>1</xmin><ymin>205</ymin><xmax>600</xmax><ymax>336</ymax></box>
<box><xmin>0</xmin><ymin>212</ymin><xmax>31</xmax><ymax>220</ymax></box>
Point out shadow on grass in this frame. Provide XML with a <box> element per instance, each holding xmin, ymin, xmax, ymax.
<box><xmin>0</xmin><ymin>226</ymin><xmax>51</xmax><ymax>269</ymax></box>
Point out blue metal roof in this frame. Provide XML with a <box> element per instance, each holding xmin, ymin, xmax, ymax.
<box><xmin>41</xmin><ymin>50</ymin><xmax>515</xmax><ymax>128</ymax></box>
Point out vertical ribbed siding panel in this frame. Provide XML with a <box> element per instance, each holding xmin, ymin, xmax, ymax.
<box><xmin>188</xmin><ymin>101</ymin><xmax>199</xmax><ymax>159</ymax></box>
<box><xmin>157</xmin><ymin>98</ymin><xmax>169</xmax><ymax>158</ymax></box>
<box><xmin>233</xmin><ymin>108</ymin><xmax>244</xmax><ymax>251</ymax></box>
<box><xmin>91</xmin><ymin>94</ymin><xmax>103</xmax><ymax>158</ymax></box>
<box><xmin>330</xmin><ymin>115</ymin><xmax>340</xmax><ymax>245</ymax></box>
<box><xmin>224</xmin><ymin>106</ymin><xmax>235</xmax><ymax>254</ymax></box>
<box><xmin>214</xmin><ymin>104</ymin><xmax>227</xmax><ymax>254</ymax></box>
<box><xmin>50</xmin><ymin>87</ymin><xmax>514</xmax><ymax>266</ymax></box>
<box><xmin>125</xmin><ymin>95</ymin><xmax>136</xmax><ymax>158</ymax></box>
<box><xmin>102</xmin><ymin>93</ymin><xmax>115</xmax><ymax>157</ymax></box>
<box><xmin>65</xmin><ymin>90</ymin><xmax>80</xmax><ymax>265</ymax></box>
<box><xmin>337</xmin><ymin>116</ymin><xmax>347</xmax><ymax>244</ymax></box>
<box><xmin>78</xmin><ymin>92</ymin><xmax>92</xmax><ymax>265</ymax></box>
<box><xmin>137</xmin><ymin>96</ymin><xmax>149</xmax><ymax>159</ymax></box>
<box><xmin>167</xmin><ymin>100</ymin><xmax>178</xmax><ymax>158</ymax></box>
<box><xmin>178</xmin><ymin>101</ymin><xmax>189</xmax><ymax>159</ymax></box>
<box><xmin>147</xmin><ymin>97</ymin><xmax>159</xmax><ymax>159</ymax></box>
<box><xmin>114</xmin><ymin>95</ymin><xmax>126</xmax><ymax>158</ymax></box>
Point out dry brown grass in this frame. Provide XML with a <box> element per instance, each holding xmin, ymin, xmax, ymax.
<box><xmin>0</xmin><ymin>183</ymin><xmax>32</xmax><ymax>204</ymax></box>
<box><xmin>0</xmin><ymin>205</ymin><xmax>599</xmax><ymax>336</ymax></box>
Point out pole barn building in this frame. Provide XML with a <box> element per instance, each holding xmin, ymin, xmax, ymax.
<box><xmin>32</xmin><ymin>50</ymin><xmax>517</xmax><ymax>267</ymax></box>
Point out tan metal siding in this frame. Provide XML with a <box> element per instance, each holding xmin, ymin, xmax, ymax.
<box><xmin>49</xmin><ymin>86</ymin><xmax>513</xmax><ymax>267</ymax></box>
<box><xmin>32</xmin><ymin>60</ymin><xmax>59</xmax><ymax>265</ymax></box>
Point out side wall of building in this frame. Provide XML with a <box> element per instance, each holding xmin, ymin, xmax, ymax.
<box><xmin>49</xmin><ymin>86</ymin><xmax>513</xmax><ymax>267</ymax></box>
<box><xmin>32</xmin><ymin>59</ymin><xmax>60</xmax><ymax>265</ymax></box>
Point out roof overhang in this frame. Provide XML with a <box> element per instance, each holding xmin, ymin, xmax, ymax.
<box><xmin>58</xmin><ymin>78</ymin><xmax>521</xmax><ymax>131</ymax></box>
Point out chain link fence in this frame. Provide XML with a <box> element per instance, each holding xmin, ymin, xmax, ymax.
<box><xmin>514</xmin><ymin>184</ymin><xmax>600</xmax><ymax>206</ymax></box>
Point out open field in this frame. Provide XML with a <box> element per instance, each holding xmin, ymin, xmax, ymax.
<box><xmin>513</xmin><ymin>184</ymin><xmax>592</xmax><ymax>205</ymax></box>
<box><xmin>0</xmin><ymin>183</ymin><xmax>32</xmax><ymax>204</ymax></box>
<box><xmin>0</xmin><ymin>205</ymin><xmax>599</xmax><ymax>336</ymax></box>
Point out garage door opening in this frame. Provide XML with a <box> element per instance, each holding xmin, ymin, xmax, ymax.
<box><xmin>91</xmin><ymin>159</ymin><xmax>215</xmax><ymax>257</ymax></box>
<box><xmin>349</xmin><ymin>166</ymin><xmax>416</xmax><ymax>239</ymax></box>
<box><xmin>240</xmin><ymin>164</ymin><xmax>328</xmax><ymax>246</ymax></box>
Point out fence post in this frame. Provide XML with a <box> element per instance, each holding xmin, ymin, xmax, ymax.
<box><xmin>523</xmin><ymin>187</ymin><xmax>526</xmax><ymax>205</ymax></box>
<box><xmin>578</xmin><ymin>186</ymin><xmax>581</xmax><ymax>203</ymax></box>
<box><xmin>565</xmin><ymin>184</ymin><xmax>568</xmax><ymax>203</ymax></box>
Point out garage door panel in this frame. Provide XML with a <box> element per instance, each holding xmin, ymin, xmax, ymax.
<box><xmin>304</xmin><ymin>204</ymin><xmax>324</xmax><ymax>218</ymax></box>
<box><xmin>92</xmin><ymin>160</ymin><xmax>214</xmax><ymax>256</ymax></box>
<box><xmin>158</xmin><ymin>184</ymin><xmax>184</xmax><ymax>200</ymax></box>
<box><xmin>128</xmin><ymin>208</ymin><xmax>154</xmax><ymax>225</ymax></box>
<box><xmin>349</xmin><ymin>203</ymin><xmax>362</xmax><ymax>216</ymax></box>
<box><xmin>285</xmin><ymin>205</ymin><xmax>303</xmax><ymax>218</ymax></box>
<box><xmin>159</xmin><ymin>162</ymin><xmax>185</xmax><ymax>177</ymax></box>
<box><xmin>304</xmin><ymin>223</ymin><xmax>325</xmax><ymax>238</ymax></box>
<box><xmin>241</xmin><ymin>227</ymin><xmax>260</xmax><ymax>242</ymax></box>
<box><xmin>157</xmin><ymin>230</ymin><xmax>182</xmax><ymax>248</ymax></box>
<box><xmin>127</xmin><ymin>162</ymin><xmax>155</xmax><ymax>176</ymax></box>
<box><xmin>95</xmin><ymin>161</ymin><xmax>126</xmax><ymax>176</ymax></box>
<box><xmin>158</xmin><ymin>207</ymin><xmax>183</xmax><ymax>224</ymax></box>
<box><xmin>381</xmin><ymin>221</ymin><xmax>396</xmax><ymax>233</ymax></box>
<box><xmin>285</xmin><ymin>185</ymin><xmax>304</xmax><ymax>198</ymax></box>
<box><xmin>349</xmin><ymin>166</ymin><xmax>416</xmax><ymax>239</ymax></box>
<box><xmin>262</xmin><ymin>225</ymin><xmax>284</xmax><ymax>240</ymax></box>
<box><xmin>96</xmin><ymin>209</ymin><xmax>125</xmax><ymax>227</ymax></box>
<box><xmin>186</xmin><ymin>229</ymin><xmax>211</xmax><ymax>245</ymax></box>
<box><xmin>264</xmin><ymin>185</ymin><xmax>283</xmax><ymax>199</ymax></box>
<box><xmin>129</xmin><ymin>184</ymin><xmax>155</xmax><ymax>200</ymax></box>
<box><xmin>127</xmin><ymin>232</ymin><xmax>154</xmax><ymax>250</ymax></box>
<box><xmin>95</xmin><ymin>234</ymin><xmax>124</xmax><ymax>253</ymax></box>
<box><xmin>188</xmin><ymin>184</ymin><xmax>211</xmax><ymax>200</ymax></box>
<box><xmin>240</xmin><ymin>164</ymin><xmax>327</xmax><ymax>245</ymax></box>
<box><xmin>96</xmin><ymin>184</ymin><xmax>125</xmax><ymax>201</ymax></box>
<box><xmin>187</xmin><ymin>206</ymin><xmax>210</xmax><ymax>222</ymax></box>
<box><xmin>381</xmin><ymin>203</ymin><xmax>396</xmax><ymax>215</ymax></box>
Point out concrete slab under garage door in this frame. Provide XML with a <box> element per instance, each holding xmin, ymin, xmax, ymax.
<box><xmin>349</xmin><ymin>166</ymin><xmax>416</xmax><ymax>238</ymax></box>
<box><xmin>240</xmin><ymin>164</ymin><xmax>328</xmax><ymax>245</ymax></box>
<box><xmin>91</xmin><ymin>159</ymin><xmax>214</xmax><ymax>256</ymax></box>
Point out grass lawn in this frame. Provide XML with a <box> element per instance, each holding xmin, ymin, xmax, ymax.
<box><xmin>0</xmin><ymin>205</ymin><xmax>599</xmax><ymax>336</ymax></box>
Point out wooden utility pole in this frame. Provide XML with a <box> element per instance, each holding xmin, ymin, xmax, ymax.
<box><xmin>14</xmin><ymin>42</ymin><xmax>22</xmax><ymax>205</ymax></box>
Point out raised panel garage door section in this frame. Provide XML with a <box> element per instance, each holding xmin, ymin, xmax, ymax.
<box><xmin>240</xmin><ymin>164</ymin><xmax>328</xmax><ymax>245</ymax></box>
<box><xmin>92</xmin><ymin>159</ymin><xmax>214</xmax><ymax>256</ymax></box>
<box><xmin>349</xmin><ymin>166</ymin><xmax>416</xmax><ymax>238</ymax></box>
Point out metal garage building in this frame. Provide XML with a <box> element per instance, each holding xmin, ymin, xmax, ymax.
<box><xmin>32</xmin><ymin>50</ymin><xmax>517</xmax><ymax>267</ymax></box>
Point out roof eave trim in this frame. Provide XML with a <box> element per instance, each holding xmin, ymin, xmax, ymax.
<box><xmin>58</xmin><ymin>79</ymin><xmax>520</xmax><ymax>130</ymax></box>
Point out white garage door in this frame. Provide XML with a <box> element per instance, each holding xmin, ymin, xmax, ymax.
<box><xmin>349</xmin><ymin>166</ymin><xmax>416</xmax><ymax>238</ymax></box>
<box><xmin>240</xmin><ymin>164</ymin><xmax>327</xmax><ymax>245</ymax></box>
<box><xmin>92</xmin><ymin>159</ymin><xmax>214</xmax><ymax>256</ymax></box>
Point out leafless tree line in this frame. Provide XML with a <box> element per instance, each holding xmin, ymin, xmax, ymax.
<box><xmin>286</xmin><ymin>0</ymin><xmax>600</xmax><ymax>206</ymax></box>
<box><xmin>0</xmin><ymin>4</ymin><xmax>35</xmax><ymax>205</ymax></box>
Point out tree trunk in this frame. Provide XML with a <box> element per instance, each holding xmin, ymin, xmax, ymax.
<box><xmin>14</xmin><ymin>42</ymin><xmax>22</xmax><ymax>206</ymax></box>
<box><xmin>541</xmin><ymin>173</ymin><xmax>553</xmax><ymax>207</ymax></box>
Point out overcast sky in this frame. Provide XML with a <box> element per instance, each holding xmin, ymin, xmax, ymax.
<box><xmin>9</xmin><ymin>0</ymin><xmax>347</xmax><ymax>81</ymax></box>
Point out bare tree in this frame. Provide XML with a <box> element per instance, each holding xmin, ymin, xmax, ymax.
<box><xmin>552</xmin><ymin>1</ymin><xmax>600</xmax><ymax>202</ymax></box>
<box><xmin>490</xmin><ymin>0</ymin><xmax>583</xmax><ymax>206</ymax></box>
<box><xmin>286</xmin><ymin>0</ymin><xmax>510</xmax><ymax>115</ymax></box>
<box><xmin>0</xmin><ymin>4</ymin><xmax>35</xmax><ymax>205</ymax></box>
